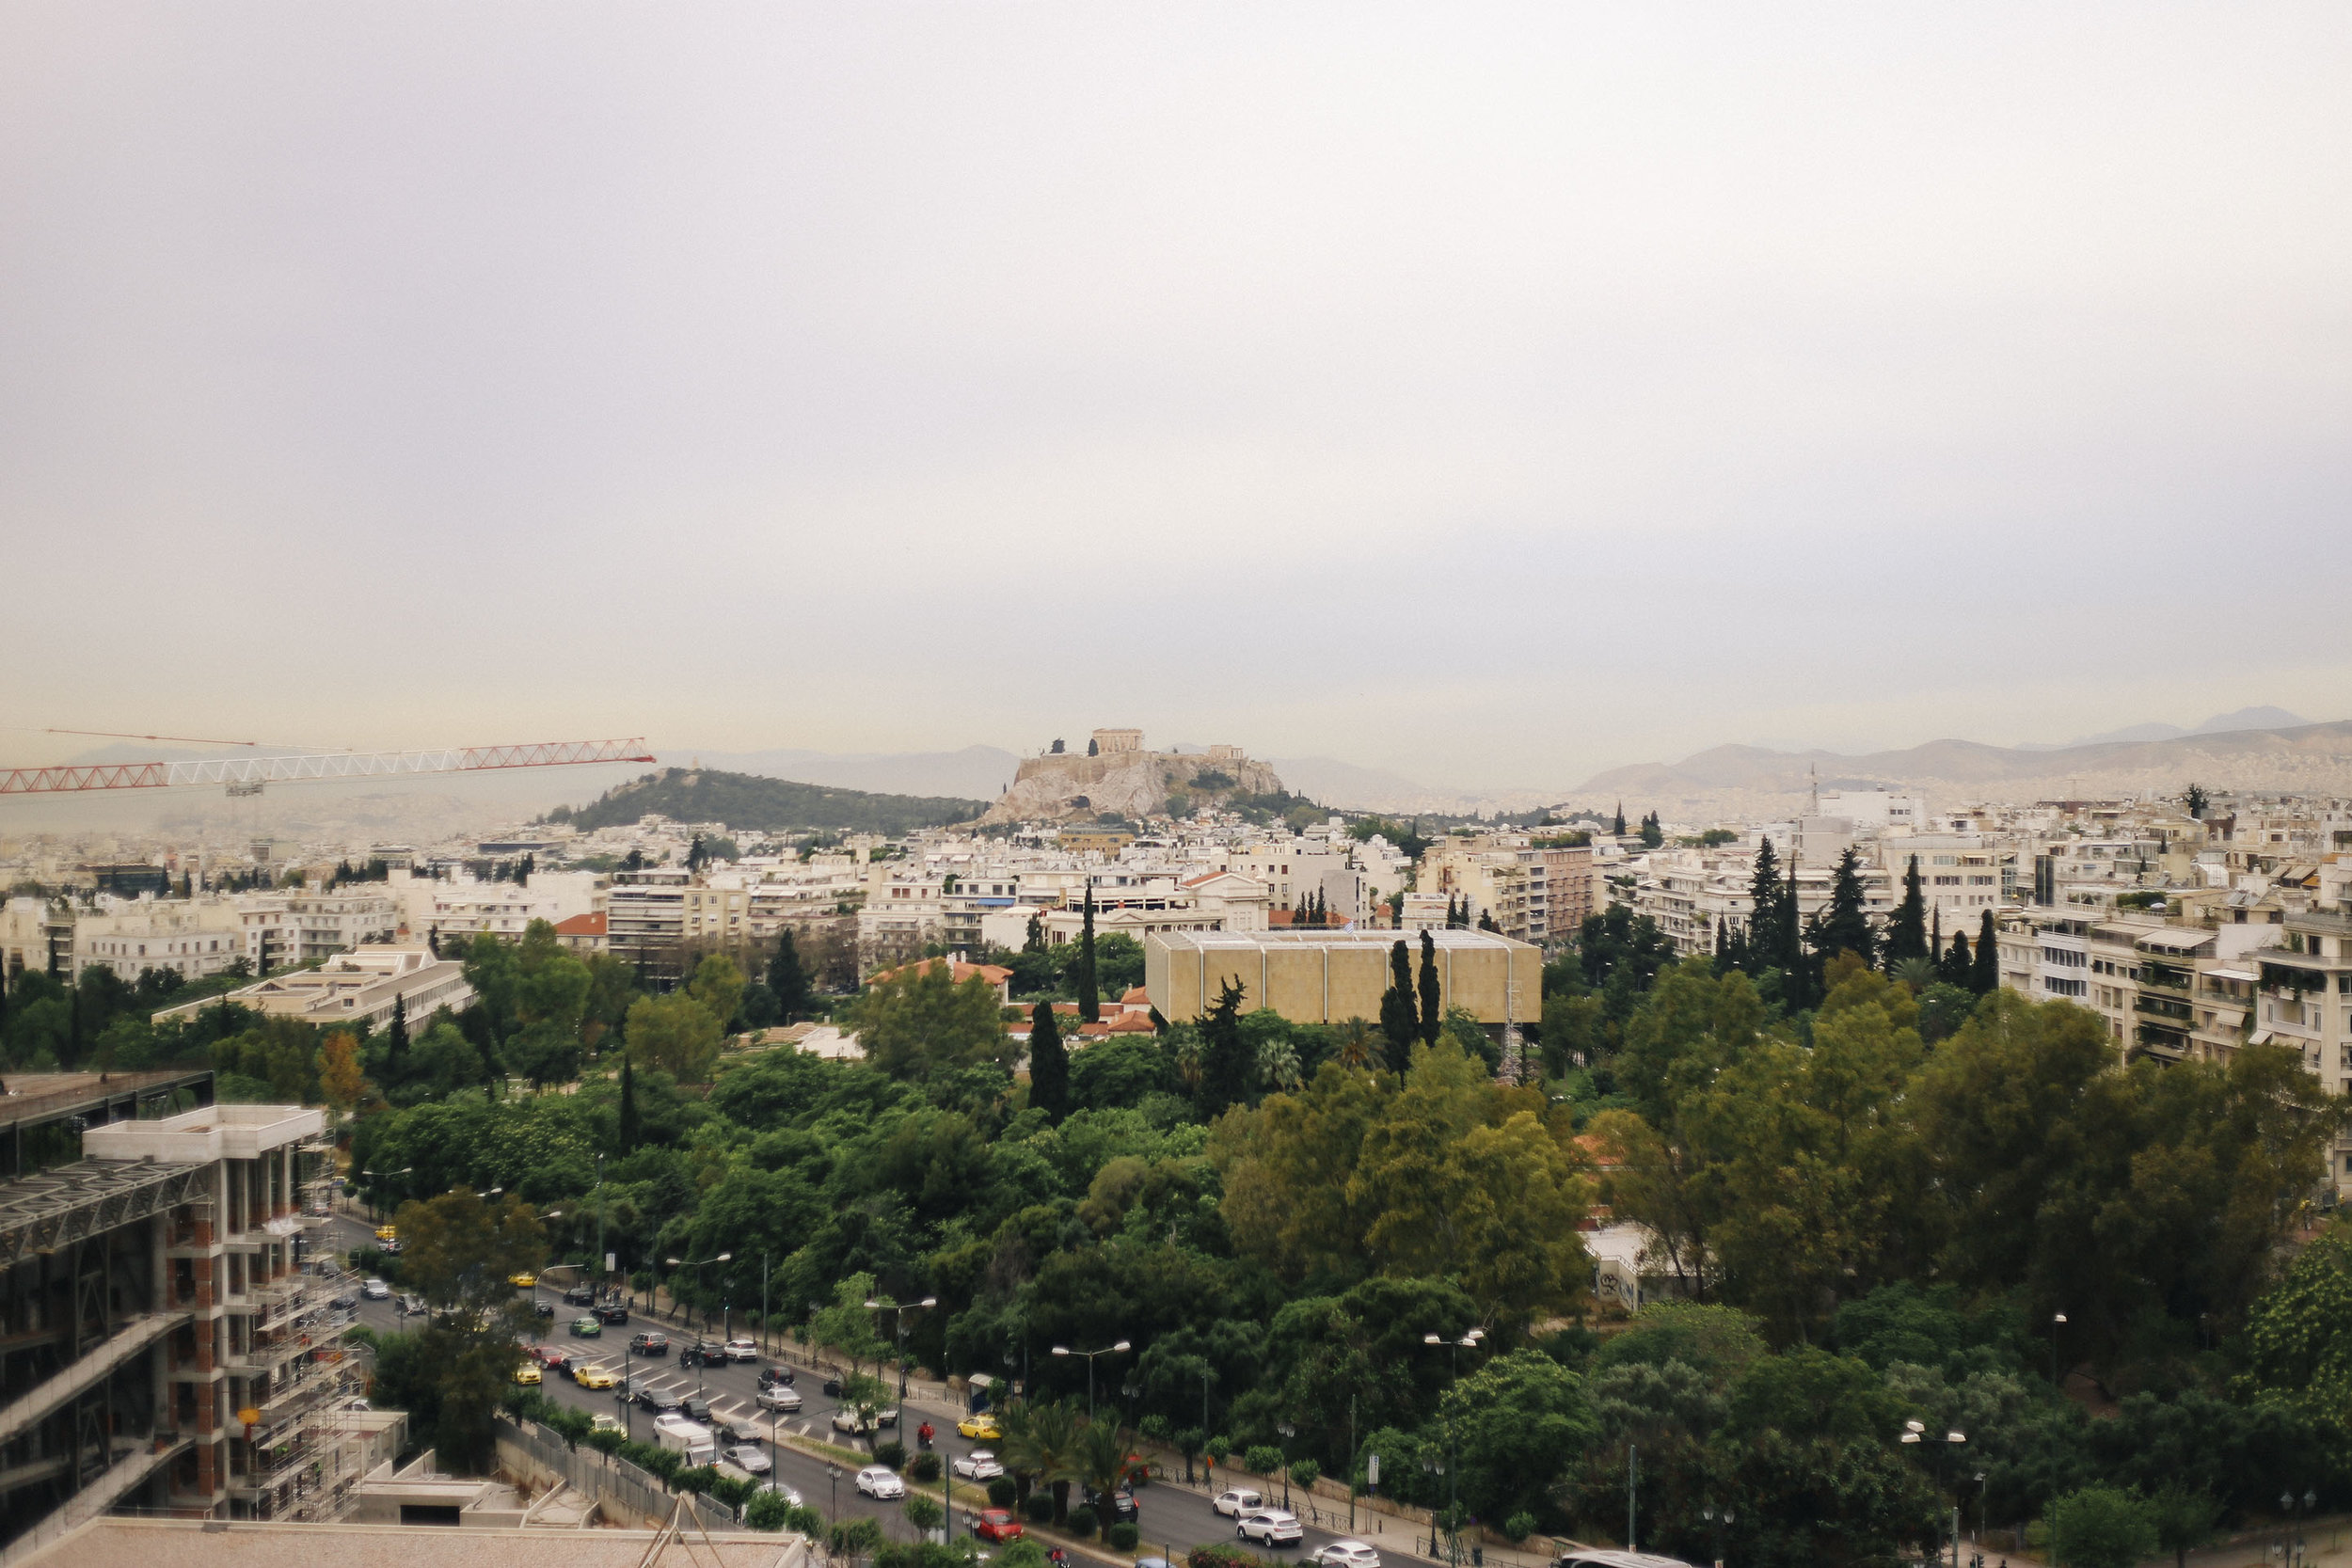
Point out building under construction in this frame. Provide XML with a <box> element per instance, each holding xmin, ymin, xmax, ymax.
<box><xmin>0</xmin><ymin>1069</ymin><xmax>369</xmax><ymax>1560</ymax></box>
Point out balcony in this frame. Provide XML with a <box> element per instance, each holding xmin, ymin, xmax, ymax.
<box><xmin>2136</xmin><ymin>995</ymin><xmax>2193</xmax><ymax>1022</ymax></box>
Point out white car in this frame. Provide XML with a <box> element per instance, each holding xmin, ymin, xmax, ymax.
<box><xmin>757</xmin><ymin>1480</ymin><xmax>805</xmax><ymax>1507</ymax></box>
<box><xmin>952</xmin><ymin>1449</ymin><xmax>1005</xmax><ymax>1481</ymax></box>
<box><xmin>723</xmin><ymin>1443</ymin><xmax>772</xmax><ymax>1475</ymax></box>
<box><xmin>1239</xmin><ymin>1510</ymin><xmax>1304</xmax><ymax>1547</ymax></box>
<box><xmin>757</xmin><ymin>1385</ymin><xmax>803</xmax><ymax>1412</ymax></box>
<box><xmin>855</xmin><ymin>1465</ymin><xmax>906</xmax><ymax>1499</ymax></box>
<box><xmin>1213</xmin><ymin>1490</ymin><xmax>1266</xmax><ymax>1518</ymax></box>
<box><xmin>360</xmin><ymin>1278</ymin><xmax>390</xmax><ymax>1300</ymax></box>
<box><xmin>725</xmin><ymin>1338</ymin><xmax>759</xmax><ymax>1362</ymax></box>
<box><xmin>833</xmin><ymin>1408</ymin><xmax>880</xmax><ymax>1435</ymax></box>
<box><xmin>1313</xmin><ymin>1543</ymin><xmax>1381</xmax><ymax>1568</ymax></box>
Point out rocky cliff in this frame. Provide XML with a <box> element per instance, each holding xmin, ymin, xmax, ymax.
<box><xmin>979</xmin><ymin>749</ymin><xmax>1287</xmax><ymax>824</ymax></box>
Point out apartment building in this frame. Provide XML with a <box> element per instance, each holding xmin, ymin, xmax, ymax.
<box><xmin>0</xmin><ymin>1072</ymin><xmax>361</xmax><ymax>1554</ymax></box>
<box><xmin>239</xmin><ymin>890</ymin><xmax>401</xmax><ymax>968</ymax></box>
<box><xmin>1876</xmin><ymin>836</ymin><xmax>2005</xmax><ymax>929</ymax></box>
<box><xmin>605</xmin><ymin>870</ymin><xmax>749</xmax><ymax>986</ymax></box>
<box><xmin>3</xmin><ymin>896</ymin><xmax>248</xmax><ymax>986</ymax></box>
<box><xmin>401</xmin><ymin>870</ymin><xmax>601</xmax><ymax>948</ymax></box>
<box><xmin>1146</xmin><ymin>927</ymin><xmax>1542</xmax><ymax>1028</ymax></box>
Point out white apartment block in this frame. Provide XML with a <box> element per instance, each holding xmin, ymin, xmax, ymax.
<box><xmin>151</xmin><ymin>945</ymin><xmax>474</xmax><ymax>1031</ymax></box>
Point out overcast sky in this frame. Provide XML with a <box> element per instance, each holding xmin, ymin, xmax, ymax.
<box><xmin>3</xmin><ymin>4</ymin><xmax>2347</xmax><ymax>791</ymax></box>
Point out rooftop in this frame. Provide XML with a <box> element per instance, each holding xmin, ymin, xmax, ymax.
<box><xmin>0</xmin><ymin>1156</ymin><xmax>208</xmax><ymax>1266</ymax></box>
<box><xmin>23</xmin><ymin>1517</ymin><xmax>805</xmax><ymax>1568</ymax></box>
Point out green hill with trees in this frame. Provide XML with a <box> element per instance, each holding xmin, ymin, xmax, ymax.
<box><xmin>551</xmin><ymin>768</ymin><xmax>985</xmax><ymax>836</ymax></box>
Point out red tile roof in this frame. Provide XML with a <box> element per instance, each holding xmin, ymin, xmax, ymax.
<box><xmin>872</xmin><ymin>958</ymin><xmax>1013</xmax><ymax>987</ymax></box>
<box><xmin>552</xmin><ymin>911</ymin><xmax>607</xmax><ymax>936</ymax></box>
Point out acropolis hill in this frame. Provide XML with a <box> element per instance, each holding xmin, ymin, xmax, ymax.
<box><xmin>978</xmin><ymin>729</ymin><xmax>1286</xmax><ymax>824</ymax></box>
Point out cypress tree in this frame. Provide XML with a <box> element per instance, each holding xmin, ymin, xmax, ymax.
<box><xmin>1418</xmin><ymin>929</ymin><xmax>1442</xmax><ymax>1047</ymax></box>
<box><xmin>1024</xmin><ymin>913</ymin><xmax>1046</xmax><ymax>954</ymax></box>
<box><xmin>1782</xmin><ymin>863</ymin><xmax>1809</xmax><ymax>1008</ymax></box>
<box><xmin>1379</xmin><ymin>941</ymin><xmax>1420</xmax><ymax>1072</ymax></box>
<box><xmin>1745</xmin><ymin>840</ymin><xmax>1783</xmax><ymax>974</ymax></box>
<box><xmin>1200</xmin><ymin>978</ymin><xmax>1253</xmax><ymax>1113</ymax></box>
<box><xmin>1942</xmin><ymin>927</ymin><xmax>1973</xmax><ymax>989</ymax></box>
<box><xmin>1714</xmin><ymin>922</ymin><xmax>1730</xmax><ymax>971</ymax></box>
<box><xmin>388</xmin><ymin>993</ymin><xmax>409</xmax><ymax>1060</ymax></box>
<box><xmin>1613</xmin><ymin>802</ymin><xmax>1627</xmax><ymax>836</ymax></box>
<box><xmin>1818</xmin><ymin>847</ymin><xmax>1877</xmax><ymax>969</ymax></box>
<box><xmin>618</xmin><ymin>1053</ymin><xmax>641</xmax><ymax>1152</ymax></box>
<box><xmin>768</xmin><ymin>928</ymin><xmax>810</xmax><ymax>1022</ymax></box>
<box><xmin>1972</xmin><ymin>910</ymin><xmax>2000</xmax><ymax>995</ymax></box>
<box><xmin>1027</xmin><ymin>1002</ymin><xmax>1070</xmax><ymax>1122</ymax></box>
<box><xmin>1883</xmin><ymin>856</ymin><xmax>1930</xmax><ymax>971</ymax></box>
<box><xmin>1077</xmin><ymin>885</ymin><xmax>1100</xmax><ymax>1022</ymax></box>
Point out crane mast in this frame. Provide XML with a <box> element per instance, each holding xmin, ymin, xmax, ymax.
<box><xmin>0</xmin><ymin>737</ymin><xmax>655</xmax><ymax>797</ymax></box>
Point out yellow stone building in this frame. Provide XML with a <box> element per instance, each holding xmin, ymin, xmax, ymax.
<box><xmin>1145</xmin><ymin>928</ymin><xmax>1540</xmax><ymax>1025</ymax></box>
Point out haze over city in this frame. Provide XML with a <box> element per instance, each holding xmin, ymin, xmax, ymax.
<box><xmin>5</xmin><ymin>4</ymin><xmax>2349</xmax><ymax>790</ymax></box>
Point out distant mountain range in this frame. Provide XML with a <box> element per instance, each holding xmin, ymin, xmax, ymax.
<box><xmin>1570</xmin><ymin>715</ymin><xmax>2352</xmax><ymax>818</ymax></box>
<box><xmin>2015</xmin><ymin>706</ymin><xmax>2309</xmax><ymax>751</ymax></box>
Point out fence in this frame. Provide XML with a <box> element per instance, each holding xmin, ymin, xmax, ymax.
<box><xmin>497</xmin><ymin>1416</ymin><xmax>739</xmax><ymax>1534</ymax></box>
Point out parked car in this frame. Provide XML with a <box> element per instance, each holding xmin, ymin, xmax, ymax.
<box><xmin>957</xmin><ymin>1412</ymin><xmax>1002</xmax><ymax>1441</ymax></box>
<box><xmin>1089</xmin><ymin>1487</ymin><xmax>1140</xmax><ymax>1524</ymax></box>
<box><xmin>855</xmin><ymin>1465</ymin><xmax>906</xmax><ymax>1500</ymax></box>
<box><xmin>755</xmin><ymin>1385</ymin><xmax>803</xmax><ymax>1412</ymax></box>
<box><xmin>573</xmin><ymin>1364</ymin><xmax>621</xmax><ymax>1390</ymax></box>
<box><xmin>952</xmin><ymin>1450</ymin><xmax>1005</xmax><ymax>1481</ymax></box>
<box><xmin>360</xmin><ymin>1278</ymin><xmax>390</xmax><ymax>1300</ymax></box>
<box><xmin>973</xmin><ymin>1508</ymin><xmax>1025</xmax><ymax>1543</ymax></box>
<box><xmin>725</xmin><ymin>1338</ymin><xmax>759</xmax><ymax>1362</ymax></box>
<box><xmin>1213</xmin><ymin>1491</ymin><xmax>1266</xmax><ymax>1518</ymax></box>
<box><xmin>1311</xmin><ymin>1543</ymin><xmax>1380</xmax><ymax>1568</ymax></box>
<box><xmin>596</xmin><ymin>1304</ymin><xmax>630</xmax><ymax>1325</ymax></box>
<box><xmin>571</xmin><ymin>1316</ymin><xmax>603</xmax><ymax>1338</ymax></box>
<box><xmin>1238</xmin><ymin>1511</ymin><xmax>1303</xmax><ymax>1547</ymax></box>
<box><xmin>630</xmin><ymin>1332</ymin><xmax>670</xmax><ymax>1356</ymax></box>
<box><xmin>723</xmin><ymin>1443</ymin><xmax>771</xmax><ymax>1475</ymax></box>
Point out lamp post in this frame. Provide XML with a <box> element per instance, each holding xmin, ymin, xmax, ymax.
<box><xmin>667</xmin><ymin>1251</ymin><xmax>733</xmax><ymax>1397</ymax></box>
<box><xmin>1278</xmin><ymin>1422</ymin><xmax>1296</xmax><ymax>1509</ymax></box>
<box><xmin>1051</xmin><ymin>1340</ymin><xmax>1131</xmax><ymax>1422</ymax></box>
<box><xmin>866</xmin><ymin>1295</ymin><xmax>939</xmax><ymax>1402</ymax></box>
<box><xmin>830</xmin><ymin>1464</ymin><xmax>843</xmax><ymax>1532</ymax></box>
<box><xmin>1900</xmin><ymin>1421</ymin><xmax>1967</xmax><ymax>1568</ymax></box>
<box><xmin>358</xmin><ymin>1166</ymin><xmax>411</xmax><ymax>1223</ymax></box>
<box><xmin>1421</xmin><ymin>1329</ymin><xmax>1484</xmax><ymax>1568</ymax></box>
<box><xmin>2049</xmin><ymin>1312</ymin><xmax>2067</xmax><ymax>1391</ymax></box>
<box><xmin>1972</xmin><ymin>1471</ymin><xmax>1988</xmax><ymax>1568</ymax></box>
<box><xmin>1700</xmin><ymin>1504</ymin><xmax>1736</xmax><ymax>1568</ymax></box>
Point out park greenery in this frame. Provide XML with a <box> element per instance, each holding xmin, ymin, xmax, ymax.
<box><xmin>63</xmin><ymin>837</ymin><xmax>2347</xmax><ymax>1567</ymax></box>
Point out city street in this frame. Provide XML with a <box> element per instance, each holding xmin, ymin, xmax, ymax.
<box><xmin>322</xmin><ymin>1210</ymin><xmax>1435</xmax><ymax>1565</ymax></box>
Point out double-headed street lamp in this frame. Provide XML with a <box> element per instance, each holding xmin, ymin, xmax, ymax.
<box><xmin>867</xmin><ymin>1295</ymin><xmax>938</xmax><ymax>1401</ymax></box>
<box><xmin>1900</xmin><ymin>1420</ymin><xmax>1968</xmax><ymax>1568</ymax></box>
<box><xmin>1422</xmin><ymin>1328</ymin><xmax>1486</xmax><ymax>1568</ymax></box>
<box><xmin>1700</xmin><ymin>1503</ymin><xmax>1737</xmax><ymax>1568</ymax></box>
<box><xmin>666</xmin><ymin>1251</ymin><xmax>733</xmax><ymax>1396</ymax></box>
<box><xmin>1051</xmin><ymin>1339</ymin><xmax>1131</xmax><ymax>1422</ymax></box>
<box><xmin>358</xmin><ymin>1166</ymin><xmax>411</xmax><ymax>1221</ymax></box>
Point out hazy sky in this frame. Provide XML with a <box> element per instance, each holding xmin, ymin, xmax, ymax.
<box><xmin>4</xmin><ymin>4</ymin><xmax>2347</xmax><ymax>791</ymax></box>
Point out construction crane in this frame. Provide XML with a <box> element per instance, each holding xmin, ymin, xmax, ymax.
<box><xmin>0</xmin><ymin>736</ymin><xmax>656</xmax><ymax>798</ymax></box>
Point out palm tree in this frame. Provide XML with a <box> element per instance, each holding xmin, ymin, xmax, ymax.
<box><xmin>999</xmin><ymin>1399</ymin><xmax>1082</xmax><ymax>1521</ymax></box>
<box><xmin>1892</xmin><ymin>956</ymin><xmax>1938</xmax><ymax>993</ymax></box>
<box><xmin>1073</xmin><ymin>1418</ymin><xmax>1146</xmax><ymax>1539</ymax></box>
<box><xmin>1335</xmin><ymin>1018</ymin><xmax>1376</xmax><ymax>1070</ymax></box>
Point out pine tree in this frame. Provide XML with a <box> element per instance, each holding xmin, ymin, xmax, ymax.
<box><xmin>1782</xmin><ymin>863</ymin><xmax>1809</xmax><ymax>1008</ymax></box>
<box><xmin>1077</xmin><ymin>885</ymin><xmax>1100</xmax><ymax>1023</ymax></box>
<box><xmin>1714</xmin><ymin>922</ymin><xmax>1730</xmax><ymax>971</ymax></box>
<box><xmin>768</xmin><ymin>928</ymin><xmax>810</xmax><ymax>1022</ymax></box>
<box><xmin>1478</xmin><ymin>911</ymin><xmax>1500</xmax><ymax>933</ymax></box>
<box><xmin>1883</xmin><ymin>855</ymin><xmax>1930</xmax><ymax>971</ymax></box>
<box><xmin>1418</xmin><ymin>929</ymin><xmax>1442</xmax><ymax>1047</ymax></box>
<box><xmin>1024</xmin><ymin>912</ymin><xmax>1046</xmax><ymax>954</ymax></box>
<box><xmin>388</xmin><ymin>994</ymin><xmax>409</xmax><ymax>1059</ymax></box>
<box><xmin>687</xmin><ymin>834</ymin><xmax>706</xmax><ymax>873</ymax></box>
<box><xmin>618</xmin><ymin>1053</ymin><xmax>641</xmax><ymax>1152</ymax></box>
<box><xmin>1745</xmin><ymin>840</ymin><xmax>1783</xmax><ymax>974</ymax></box>
<box><xmin>1027</xmin><ymin>1002</ymin><xmax>1070</xmax><ymax>1122</ymax></box>
<box><xmin>1200</xmin><ymin>978</ymin><xmax>1253</xmax><ymax>1113</ymax></box>
<box><xmin>1817</xmin><ymin>847</ymin><xmax>1877</xmax><ymax>968</ymax></box>
<box><xmin>1379</xmin><ymin>941</ymin><xmax>1420</xmax><ymax>1073</ymax></box>
<box><xmin>2185</xmin><ymin>783</ymin><xmax>2209</xmax><ymax>819</ymax></box>
<box><xmin>1972</xmin><ymin>910</ymin><xmax>1999</xmax><ymax>995</ymax></box>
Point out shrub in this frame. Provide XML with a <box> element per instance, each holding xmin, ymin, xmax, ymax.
<box><xmin>1287</xmin><ymin>1459</ymin><xmax>1321</xmax><ymax>1491</ymax></box>
<box><xmin>745</xmin><ymin>1491</ymin><xmax>792</xmax><ymax>1531</ymax></box>
<box><xmin>908</xmin><ymin>1450</ymin><xmax>941</xmax><ymax>1483</ymax></box>
<box><xmin>1243</xmin><ymin>1446</ymin><xmax>1283</xmax><ymax>1477</ymax></box>
<box><xmin>1188</xmin><ymin>1546</ymin><xmax>1265</xmax><ymax>1568</ymax></box>
<box><xmin>2048</xmin><ymin>1487</ymin><xmax>2158</xmax><ymax>1568</ymax></box>
<box><xmin>996</xmin><ymin>1542</ymin><xmax>1049</xmax><ymax>1568</ymax></box>
<box><xmin>905</xmin><ymin>1496</ymin><xmax>945</xmax><ymax>1534</ymax></box>
<box><xmin>711</xmin><ymin>1473</ymin><xmax>757</xmax><ymax>1513</ymax></box>
<box><xmin>876</xmin><ymin>1439</ymin><xmax>909</xmax><ymax>1471</ymax></box>
<box><xmin>787</xmin><ymin>1504</ymin><xmax>827</xmax><ymax>1536</ymax></box>
<box><xmin>675</xmin><ymin>1465</ymin><xmax>719</xmax><ymax>1496</ymax></box>
<box><xmin>1139</xmin><ymin>1414</ymin><xmax>1172</xmax><ymax>1444</ymax></box>
<box><xmin>832</xmin><ymin>1518</ymin><xmax>885</xmax><ymax>1558</ymax></box>
<box><xmin>1067</xmin><ymin>1504</ymin><xmax>1099</xmax><ymax>1538</ymax></box>
<box><xmin>1109</xmin><ymin>1522</ymin><xmax>1140</xmax><ymax>1551</ymax></box>
<box><xmin>1502</xmin><ymin>1513</ymin><xmax>1536</xmax><ymax>1544</ymax></box>
<box><xmin>988</xmin><ymin>1477</ymin><xmax>1018</xmax><ymax>1508</ymax></box>
<box><xmin>1206</xmin><ymin>1434</ymin><xmax>1232</xmax><ymax>1463</ymax></box>
<box><xmin>1025</xmin><ymin>1493</ymin><xmax>1055</xmax><ymax>1523</ymax></box>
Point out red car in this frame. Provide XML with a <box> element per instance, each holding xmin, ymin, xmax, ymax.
<box><xmin>974</xmin><ymin>1509</ymin><xmax>1025</xmax><ymax>1544</ymax></box>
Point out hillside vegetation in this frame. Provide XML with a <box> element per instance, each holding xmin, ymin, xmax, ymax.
<box><xmin>555</xmin><ymin>768</ymin><xmax>985</xmax><ymax>835</ymax></box>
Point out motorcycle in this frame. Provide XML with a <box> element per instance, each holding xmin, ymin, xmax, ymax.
<box><xmin>915</xmin><ymin>1422</ymin><xmax>936</xmax><ymax>1450</ymax></box>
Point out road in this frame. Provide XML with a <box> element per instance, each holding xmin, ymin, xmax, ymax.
<box><xmin>320</xmin><ymin>1211</ymin><xmax>1428</xmax><ymax>1566</ymax></box>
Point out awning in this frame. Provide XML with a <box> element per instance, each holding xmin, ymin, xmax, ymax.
<box><xmin>2249</xmin><ymin>1028</ymin><xmax>2274</xmax><ymax>1045</ymax></box>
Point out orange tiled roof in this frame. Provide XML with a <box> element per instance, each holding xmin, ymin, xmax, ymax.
<box><xmin>872</xmin><ymin>958</ymin><xmax>1013</xmax><ymax>987</ymax></box>
<box><xmin>552</xmin><ymin>911</ymin><xmax>607</xmax><ymax>936</ymax></box>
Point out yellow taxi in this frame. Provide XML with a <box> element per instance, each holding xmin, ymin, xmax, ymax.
<box><xmin>509</xmin><ymin>1272</ymin><xmax>538</xmax><ymax>1288</ymax></box>
<box><xmin>374</xmin><ymin>1225</ymin><xmax>398</xmax><ymax>1244</ymax></box>
<box><xmin>512</xmin><ymin>1362</ymin><xmax>543</xmax><ymax>1386</ymax></box>
<box><xmin>958</xmin><ymin>1413</ymin><xmax>1002</xmax><ymax>1441</ymax></box>
<box><xmin>573</xmin><ymin>1364</ymin><xmax>620</xmax><ymax>1390</ymax></box>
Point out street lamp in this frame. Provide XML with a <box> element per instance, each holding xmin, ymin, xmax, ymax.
<box><xmin>666</xmin><ymin>1251</ymin><xmax>733</xmax><ymax>1397</ymax></box>
<box><xmin>358</xmin><ymin>1166</ymin><xmax>411</xmax><ymax>1222</ymax></box>
<box><xmin>2049</xmin><ymin>1312</ymin><xmax>2067</xmax><ymax>1390</ymax></box>
<box><xmin>1700</xmin><ymin>1504</ymin><xmax>1736</xmax><ymax>1568</ymax></box>
<box><xmin>1420</xmin><ymin>1329</ymin><xmax>1485</xmax><ymax>1568</ymax></box>
<box><xmin>866</xmin><ymin>1295</ymin><xmax>939</xmax><ymax>1402</ymax></box>
<box><xmin>1900</xmin><ymin>1421</ymin><xmax>1967</xmax><ymax>1568</ymax></box>
<box><xmin>1050</xmin><ymin>1340</ymin><xmax>1131</xmax><ymax>1422</ymax></box>
<box><xmin>1277</xmin><ymin>1422</ymin><xmax>1296</xmax><ymax>1508</ymax></box>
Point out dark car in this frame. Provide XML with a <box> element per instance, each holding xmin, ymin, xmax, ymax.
<box><xmin>564</xmin><ymin>1284</ymin><xmax>597</xmax><ymax>1307</ymax></box>
<box><xmin>679</xmin><ymin>1340</ymin><xmax>727</xmax><ymax>1369</ymax></box>
<box><xmin>680</xmin><ymin>1396</ymin><xmax>714</xmax><ymax>1424</ymax></box>
<box><xmin>596</xmin><ymin>1304</ymin><xmax>630</xmax><ymax>1325</ymax></box>
<box><xmin>822</xmin><ymin>1376</ymin><xmax>843</xmax><ymax>1398</ymax></box>
<box><xmin>629</xmin><ymin>1331</ymin><xmax>669</xmax><ymax>1356</ymax></box>
<box><xmin>1088</xmin><ymin>1487</ymin><xmax>1140</xmax><ymax>1524</ymax></box>
<box><xmin>534</xmin><ymin>1301</ymin><xmax>556</xmax><ymax>1318</ymax></box>
<box><xmin>328</xmin><ymin>1291</ymin><xmax>359</xmax><ymax>1311</ymax></box>
<box><xmin>757</xmin><ymin>1365</ymin><xmax>796</xmax><ymax>1389</ymax></box>
<box><xmin>635</xmin><ymin>1386</ymin><xmax>686</xmax><ymax>1415</ymax></box>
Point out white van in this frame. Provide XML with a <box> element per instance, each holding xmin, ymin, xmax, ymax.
<box><xmin>653</xmin><ymin>1415</ymin><xmax>717</xmax><ymax>1467</ymax></box>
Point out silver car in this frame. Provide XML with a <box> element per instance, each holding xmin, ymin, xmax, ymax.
<box><xmin>855</xmin><ymin>1465</ymin><xmax>906</xmax><ymax>1500</ymax></box>
<box><xmin>1313</xmin><ymin>1543</ymin><xmax>1381</xmax><ymax>1568</ymax></box>
<box><xmin>1239</xmin><ymin>1510</ymin><xmax>1304</xmax><ymax>1547</ymax></box>
<box><xmin>952</xmin><ymin>1449</ymin><xmax>1005</xmax><ymax>1481</ymax></box>
<box><xmin>723</xmin><ymin>1443</ymin><xmax>772</xmax><ymax>1475</ymax></box>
